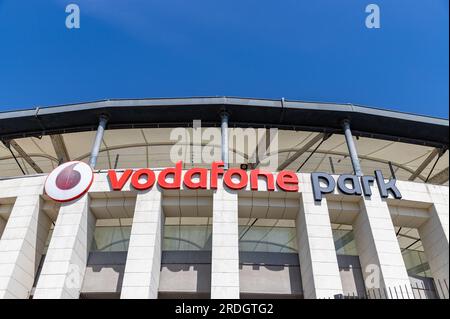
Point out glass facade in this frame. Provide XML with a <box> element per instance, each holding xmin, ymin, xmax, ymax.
<box><xmin>162</xmin><ymin>217</ymin><xmax>212</xmax><ymax>251</ymax></box>
<box><xmin>86</xmin><ymin>221</ymin><xmax>434</xmax><ymax>278</ymax></box>
<box><xmin>331</xmin><ymin>224</ymin><xmax>433</xmax><ymax>278</ymax></box>
<box><xmin>238</xmin><ymin>219</ymin><xmax>297</xmax><ymax>253</ymax></box>
<box><xmin>396</xmin><ymin>227</ymin><xmax>432</xmax><ymax>278</ymax></box>
<box><xmin>332</xmin><ymin>224</ymin><xmax>358</xmax><ymax>256</ymax></box>
<box><xmin>91</xmin><ymin>219</ymin><xmax>132</xmax><ymax>252</ymax></box>
<box><xmin>402</xmin><ymin>249</ymin><xmax>432</xmax><ymax>278</ymax></box>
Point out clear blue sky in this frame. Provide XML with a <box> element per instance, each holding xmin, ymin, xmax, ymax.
<box><xmin>0</xmin><ymin>0</ymin><xmax>448</xmax><ymax>118</ymax></box>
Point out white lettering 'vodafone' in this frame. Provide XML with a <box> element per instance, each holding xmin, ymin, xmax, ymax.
<box><xmin>44</xmin><ymin>161</ymin><xmax>94</xmax><ymax>202</ymax></box>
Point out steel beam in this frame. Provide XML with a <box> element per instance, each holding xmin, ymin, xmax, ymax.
<box><xmin>408</xmin><ymin>148</ymin><xmax>441</xmax><ymax>181</ymax></box>
<box><xmin>8</xmin><ymin>139</ymin><xmax>43</xmax><ymax>173</ymax></box>
<box><xmin>50</xmin><ymin>134</ymin><xmax>70</xmax><ymax>164</ymax></box>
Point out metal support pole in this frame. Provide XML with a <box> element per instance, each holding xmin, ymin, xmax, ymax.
<box><xmin>89</xmin><ymin>115</ymin><xmax>108</xmax><ymax>169</ymax></box>
<box><xmin>221</xmin><ymin>112</ymin><xmax>229</xmax><ymax>170</ymax></box>
<box><xmin>388</xmin><ymin>161</ymin><xmax>397</xmax><ymax>179</ymax></box>
<box><xmin>342</xmin><ymin>120</ymin><xmax>363</xmax><ymax>176</ymax></box>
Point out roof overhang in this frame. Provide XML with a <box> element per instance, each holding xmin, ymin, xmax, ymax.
<box><xmin>1</xmin><ymin>97</ymin><xmax>448</xmax><ymax>148</ymax></box>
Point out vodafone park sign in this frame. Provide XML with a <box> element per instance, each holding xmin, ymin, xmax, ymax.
<box><xmin>108</xmin><ymin>161</ymin><xmax>298</xmax><ymax>192</ymax></box>
<box><xmin>44</xmin><ymin>161</ymin><xmax>401</xmax><ymax>203</ymax></box>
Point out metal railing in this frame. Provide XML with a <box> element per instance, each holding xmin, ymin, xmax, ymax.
<box><xmin>335</xmin><ymin>278</ymin><xmax>449</xmax><ymax>299</ymax></box>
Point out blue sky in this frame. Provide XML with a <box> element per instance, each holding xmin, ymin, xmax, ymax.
<box><xmin>0</xmin><ymin>0</ymin><xmax>448</xmax><ymax>118</ymax></box>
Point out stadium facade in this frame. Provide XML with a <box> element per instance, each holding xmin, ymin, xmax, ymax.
<box><xmin>0</xmin><ymin>97</ymin><xmax>448</xmax><ymax>299</ymax></box>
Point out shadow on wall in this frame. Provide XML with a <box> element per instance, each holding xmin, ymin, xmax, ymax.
<box><xmin>160</xmin><ymin>251</ymin><xmax>212</xmax><ymax>296</ymax></box>
<box><xmin>239</xmin><ymin>252</ymin><xmax>303</xmax><ymax>298</ymax></box>
<box><xmin>82</xmin><ymin>251</ymin><xmax>127</xmax><ymax>295</ymax></box>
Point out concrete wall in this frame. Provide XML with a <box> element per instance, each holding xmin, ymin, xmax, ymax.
<box><xmin>121</xmin><ymin>189</ymin><xmax>164</xmax><ymax>299</ymax></box>
<box><xmin>337</xmin><ymin>255</ymin><xmax>366</xmax><ymax>297</ymax></box>
<box><xmin>211</xmin><ymin>184</ymin><xmax>240</xmax><ymax>299</ymax></box>
<box><xmin>0</xmin><ymin>171</ymin><xmax>448</xmax><ymax>299</ymax></box>
<box><xmin>81</xmin><ymin>251</ymin><xmax>126</xmax><ymax>295</ymax></box>
<box><xmin>159</xmin><ymin>251</ymin><xmax>211</xmax><ymax>296</ymax></box>
<box><xmin>34</xmin><ymin>195</ymin><xmax>96</xmax><ymax>299</ymax></box>
<box><xmin>239</xmin><ymin>252</ymin><xmax>302</xmax><ymax>297</ymax></box>
<box><xmin>0</xmin><ymin>176</ymin><xmax>52</xmax><ymax>299</ymax></box>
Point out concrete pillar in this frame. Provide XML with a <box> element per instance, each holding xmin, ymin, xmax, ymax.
<box><xmin>0</xmin><ymin>195</ymin><xmax>51</xmax><ymax>299</ymax></box>
<box><xmin>296</xmin><ymin>182</ymin><xmax>343</xmax><ymax>299</ymax></box>
<box><xmin>211</xmin><ymin>184</ymin><xmax>240</xmax><ymax>299</ymax></box>
<box><xmin>33</xmin><ymin>195</ymin><xmax>95</xmax><ymax>299</ymax></box>
<box><xmin>121</xmin><ymin>189</ymin><xmax>164</xmax><ymax>299</ymax></box>
<box><xmin>419</xmin><ymin>203</ymin><xmax>449</xmax><ymax>298</ymax></box>
<box><xmin>353</xmin><ymin>194</ymin><xmax>413</xmax><ymax>298</ymax></box>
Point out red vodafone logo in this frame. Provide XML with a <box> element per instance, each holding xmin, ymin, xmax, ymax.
<box><xmin>44</xmin><ymin>161</ymin><xmax>94</xmax><ymax>202</ymax></box>
<box><xmin>107</xmin><ymin>161</ymin><xmax>299</xmax><ymax>192</ymax></box>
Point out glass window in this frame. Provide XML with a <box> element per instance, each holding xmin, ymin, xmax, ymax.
<box><xmin>396</xmin><ymin>227</ymin><xmax>432</xmax><ymax>278</ymax></box>
<box><xmin>91</xmin><ymin>226</ymin><xmax>131</xmax><ymax>252</ymax></box>
<box><xmin>163</xmin><ymin>217</ymin><xmax>212</xmax><ymax>251</ymax></box>
<box><xmin>238</xmin><ymin>219</ymin><xmax>297</xmax><ymax>253</ymax></box>
<box><xmin>332</xmin><ymin>224</ymin><xmax>358</xmax><ymax>256</ymax></box>
<box><xmin>402</xmin><ymin>249</ymin><xmax>432</xmax><ymax>278</ymax></box>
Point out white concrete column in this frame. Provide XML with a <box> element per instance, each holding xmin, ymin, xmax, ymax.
<box><xmin>297</xmin><ymin>186</ymin><xmax>343</xmax><ymax>299</ymax></box>
<box><xmin>33</xmin><ymin>195</ymin><xmax>95</xmax><ymax>299</ymax></box>
<box><xmin>419</xmin><ymin>202</ymin><xmax>449</xmax><ymax>298</ymax></box>
<box><xmin>121</xmin><ymin>188</ymin><xmax>164</xmax><ymax>299</ymax></box>
<box><xmin>0</xmin><ymin>195</ymin><xmax>51</xmax><ymax>299</ymax></box>
<box><xmin>211</xmin><ymin>184</ymin><xmax>240</xmax><ymax>299</ymax></box>
<box><xmin>354</xmin><ymin>195</ymin><xmax>413</xmax><ymax>298</ymax></box>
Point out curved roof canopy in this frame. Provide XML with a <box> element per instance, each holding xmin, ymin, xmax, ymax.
<box><xmin>0</xmin><ymin>97</ymin><xmax>448</xmax><ymax>184</ymax></box>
